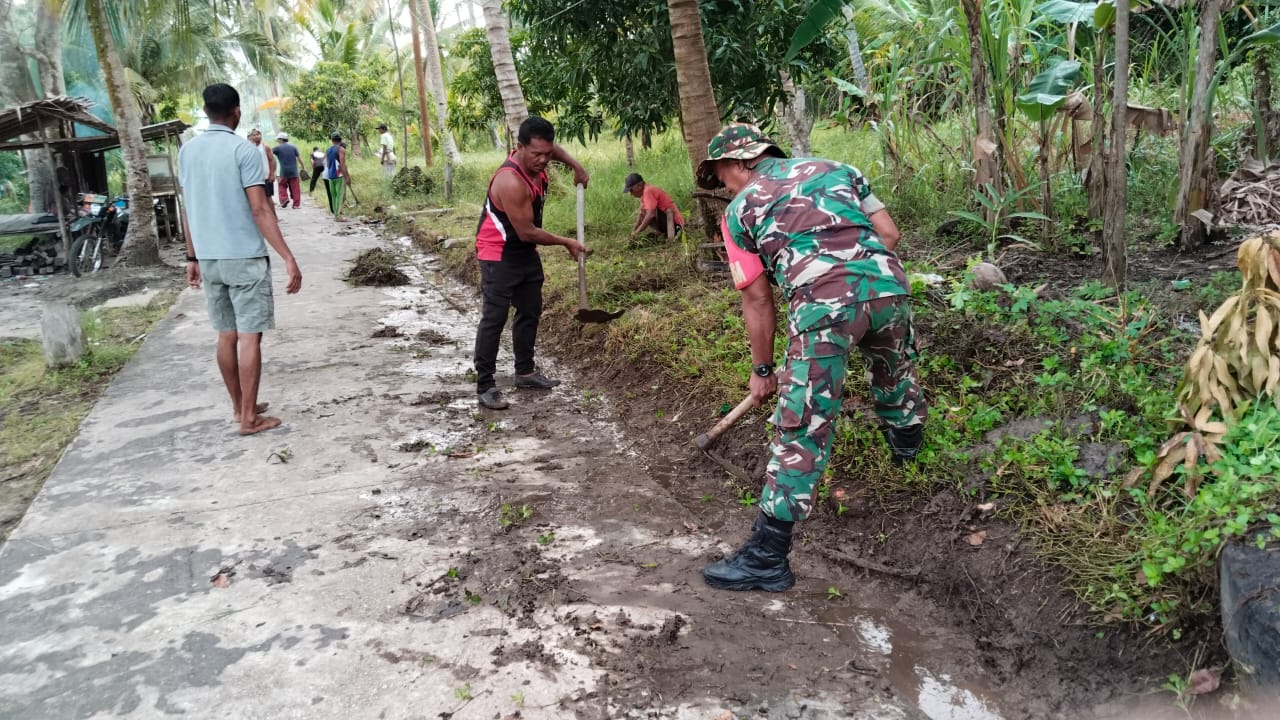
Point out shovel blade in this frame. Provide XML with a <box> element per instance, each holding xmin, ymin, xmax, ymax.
<box><xmin>576</xmin><ymin>308</ymin><xmax>624</xmax><ymax>324</ymax></box>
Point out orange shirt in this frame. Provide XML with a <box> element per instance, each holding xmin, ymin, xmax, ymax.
<box><xmin>642</xmin><ymin>185</ymin><xmax>684</xmax><ymax>226</ymax></box>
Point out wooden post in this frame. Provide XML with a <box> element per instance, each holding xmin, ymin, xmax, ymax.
<box><xmin>39</xmin><ymin>123</ymin><xmax>72</xmax><ymax>265</ymax></box>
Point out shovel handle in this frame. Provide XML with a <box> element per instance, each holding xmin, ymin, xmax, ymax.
<box><xmin>576</xmin><ymin>184</ymin><xmax>588</xmax><ymax>310</ymax></box>
<box><xmin>693</xmin><ymin>395</ymin><xmax>757</xmax><ymax>451</ymax></box>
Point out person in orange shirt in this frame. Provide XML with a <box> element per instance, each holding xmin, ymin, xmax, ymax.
<box><xmin>624</xmin><ymin>173</ymin><xmax>685</xmax><ymax>244</ymax></box>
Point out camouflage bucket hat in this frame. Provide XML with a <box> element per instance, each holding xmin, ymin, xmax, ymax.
<box><xmin>695</xmin><ymin>123</ymin><xmax>786</xmax><ymax>189</ymax></box>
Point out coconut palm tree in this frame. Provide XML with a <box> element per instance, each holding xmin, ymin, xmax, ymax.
<box><xmin>83</xmin><ymin>0</ymin><xmax>159</xmax><ymax>265</ymax></box>
<box><xmin>412</xmin><ymin>0</ymin><xmax>462</xmax><ymax>199</ymax></box>
<box><xmin>667</xmin><ymin>0</ymin><xmax>721</xmax><ymax>227</ymax></box>
<box><xmin>480</xmin><ymin>0</ymin><xmax>528</xmax><ymax>147</ymax></box>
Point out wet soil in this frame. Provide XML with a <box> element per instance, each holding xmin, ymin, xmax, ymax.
<box><xmin>371</xmin><ymin>232</ymin><xmax>1263</xmax><ymax>720</ymax></box>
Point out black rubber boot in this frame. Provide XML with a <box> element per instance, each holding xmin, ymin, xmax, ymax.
<box><xmin>883</xmin><ymin>424</ymin><xmax>924</xmax><ymax>466</ymax></box>
<box><xmin>703</xmin><ymin>512</ymin><xmax>795</xmax><ymax>592</ymax></box>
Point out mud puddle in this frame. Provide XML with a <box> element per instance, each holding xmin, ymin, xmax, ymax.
<box><xmin>355</xmin><ymin>242</ymin><xmax>1076</xmax><ymax>719</ymax></box>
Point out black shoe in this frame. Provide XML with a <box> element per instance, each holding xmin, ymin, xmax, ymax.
<box><xmin>477</xmin><ymin>388</ymin><xmax>509</xmax><ymax>410</ymax></box>
<box><xmin>883</xmin><ymin>424</ymin><xmax>924</xmax><ymax>466</ymax></box>
<box><xmin>515</xmin><ymin>372</ymin><xmax>560</xmax><ymax>389</ymax></box>
<box><xmin>703</xmin><ymin>512</ymin><xmax>795</xmax><ymax>592</ymax></box>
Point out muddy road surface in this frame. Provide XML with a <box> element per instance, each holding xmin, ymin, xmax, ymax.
<box><xmin>0</xmin><ymin>202</ymin><xmax>1250</xmax><ymax>719</ymax></box>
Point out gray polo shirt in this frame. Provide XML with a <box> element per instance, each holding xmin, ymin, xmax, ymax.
<box><xmin>178</xmin><ymin>124</ymin><xmax>268</xmax><ymax>259</ymax></box>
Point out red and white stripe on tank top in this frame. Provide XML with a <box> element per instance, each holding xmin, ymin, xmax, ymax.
<box><xmin>475</xmin><ymin>157</ymin><xmax>548</xmax><ymax>262</ymax></box>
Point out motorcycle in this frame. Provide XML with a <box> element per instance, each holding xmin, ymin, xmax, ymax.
<box><xmin>69</xmin><ymin>194</ymin><xmax>125</xmax><ymax>276</ymax></box>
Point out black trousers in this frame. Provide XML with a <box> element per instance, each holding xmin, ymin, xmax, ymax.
<box><xmin>474</xmin><ymin>257</ymin><xmax>543</xmax><ymax>393</ymax></box>
<box><xmin>322</xmin><ymin>179</ymin><xmax>334</xmax><ymax>213</ymax></box>
<box><xmin>309</xmin><ymin>168</ymin><xmax>323</xmax><ymax>193</ymax></box>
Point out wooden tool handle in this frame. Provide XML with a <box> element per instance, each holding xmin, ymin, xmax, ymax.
<box><xmin>576</xmin><ymin>184</ymin><xmax>588</xmax><ymax>310</ymax></box>
<box><xmin>693</xmin><ymin>395</ymin><xmax>756</xmax><ymax>450</ymax></box>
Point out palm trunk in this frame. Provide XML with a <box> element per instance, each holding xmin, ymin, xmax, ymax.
<box><xmin>778</xmin><ymin>70</ymin><xmax>813</xmax><ymax>156</ymax></box>
<box><xmin>960</xmin><ymin>0</ymin><xmax>1002</xmax><ymax>219</ymax></box>
<box><xmin>1102</xmin><ymin>0</ymin><xmax>1129</xmax><ymax>289</ymax></box>
<box><xmin>481</xmin><ymin>0</ymin><xmax>528</xmax><ymax>148</ymax></box>
<box><xmin>413</xmin><ymin>0</ymin><xmax>461</xmax><ymax>199</ymax></box>
<box><xmin>87</xmin><ymin>0</ymin><xmax>158</xmax><ymax>265</ymax></box>
<box><xmin>1174</xmin><ymin>0</ymin><xmax>1226</xmax><ymax>250</ymax></box>
<box><xmin>841</xmin><ymin>6</ymin><xmax>869</xmax><ymax>94</ymax></box>
<box><xmin>667</xmin><ymin>0</ymin><xmax>722</xmax><ymax>231</ymax></box>
<box><xmin>408</xmin><ymin>2</ymin><xmax>433</xmax><ymax>166</ymax></box>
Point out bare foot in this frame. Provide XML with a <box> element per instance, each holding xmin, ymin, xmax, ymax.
<box><xmin>233</xmin><ymin>402</ymin><xmax>270</xmax><ymax>423</ymax></box>
<box><xmin>239</xmin><ymin>415</ymin><xmax>282</xmax><ymax>436</ymax></box>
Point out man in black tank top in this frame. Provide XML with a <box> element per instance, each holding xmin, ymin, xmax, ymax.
<box><xmin>473</xmin><ymin>116</ymin><xmax>588</xmax><ymax>410</ymax></box>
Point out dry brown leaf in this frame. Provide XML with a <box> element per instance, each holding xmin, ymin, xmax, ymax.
<box><xmin>965</xmin><ymin>530</ymin><xmax>988</xmax><ymax>547</ymax></box>
<box><xmin>1188</xmin><ymin>668</ymin><xmax>1220</xmax><ymax>695</ymax></box>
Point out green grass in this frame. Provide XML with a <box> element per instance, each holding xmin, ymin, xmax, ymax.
<box><xmin>0</xmin><ymin>293</ymin><xmax>176</xmax><ymax>536</ymax></box>
<box><xmin>354</xmin><ymin>126</ymin><xmax>1249</xmax><ymax>635</ymax></box>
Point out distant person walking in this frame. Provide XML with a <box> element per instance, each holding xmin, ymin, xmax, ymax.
<box><xmin>178</xmin><ymin>83</ymin><xmax>303</xmax><ymax>436</ymax></box>
<box><xmin>309</xmin><ymin>146</ymin><xmax>325</xmax><ymax>194</ymax></box>
<box><xmin>377</xmin><ymin>122</ymin><xmax>396</xmax><ymax>180</ymax></box>
<box><xmin>323</xmin><ymin>132</ymin><xmax>348</xmax><ymax>221</ymax></box>
<box><xmin>272</xmin><ymin>132</ymin><xmax>302</xmax><ymax>209</ymax></box>
<box><xmin>246</xmin><ymin>129</ymin><xmax>276</xmax><ymax>205</ymax></box>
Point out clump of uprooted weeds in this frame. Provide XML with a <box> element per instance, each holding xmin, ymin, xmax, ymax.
<box><xmin>346</xmin><ymin>248</ymin><xmax>409</xmax><ymax>286</ymax></box>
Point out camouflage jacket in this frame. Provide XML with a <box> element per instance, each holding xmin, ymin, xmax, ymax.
<box><xmin>722</xmin><ymin>157</ymin><xmax>910</xmax><ymax>334</ymax></box>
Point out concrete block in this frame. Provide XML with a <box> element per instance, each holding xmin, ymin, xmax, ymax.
<box><xmin>40</xmin><ymin>302</ymin><xmax>85</xmax><ymax>368</ymax></box>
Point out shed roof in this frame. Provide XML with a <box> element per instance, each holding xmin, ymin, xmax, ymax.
<box><xmin>0</xmin><ymin>96</ymin><xmax>115</xmax><ymax>143</ymax></box>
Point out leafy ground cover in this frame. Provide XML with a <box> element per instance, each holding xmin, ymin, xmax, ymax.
<box><xmin>0</xmin><ymin>292</ymin><xmax>177</xmax><ymax>541</ymax></box>
<box><xmin>332</xmin><ymin>123</ymin><xmax>1264</xmax><ymax>649</ymax></box>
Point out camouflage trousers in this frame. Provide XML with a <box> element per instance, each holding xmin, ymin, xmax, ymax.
<box><xmin>760</xmin><ymin>295</ymin><xmax>926</xmax><ymax>522</ymax></box>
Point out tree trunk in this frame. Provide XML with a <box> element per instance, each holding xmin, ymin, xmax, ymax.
<box><xmin>0</xmin><ymin>0</ymin><xmax>52</xmax><ymax>214</ymax></box>
<box><xmin>778</xmin><ymin>70</ymin><xmax>813</xmax><ymax>156</ymax></box>
<box><xmin>35</xmin><ymin>1</ymin><xmax>65</xmax><ymax>96</ymax></box>
<box><xmin>1174</xmin><ymin>0</ymin><xmax>1226</xmax><ymax>251</ymax></box>
<box><xmin>841</xmin><ymin>6</ymin><xmax>869</xmax><ymax>94</ymax></box>
<box><xmin>624</xmin><ymin>134</ymin><xmax>635</xmax><ymax>167</ymax></box>
<box><xmin>408</xmin><ymin>1</ymin><xmax>433</xmax><ymax>166</ymax></box>
<box><xmin>87</xmin><ymin>0</ymin><xmax>158</xmax><ymax>265</ymax></box>
<box><xmin>413</xmin><ymin>0</ymin><xmax>460</xmax><ymax>199</ymax></box>
<box><xmin>384</xmin><ymin>0</ymin><xmax>409</xmax><ymax>163</ymax></box>
<box><xmin>481</xmin><ymin>0</ymin><xmax>528</xmax><ymax>148</ymax></box>
<box><xmin>960</xmin><ymin>0</ymin><xmax>1002</xmax><ymax>219</ymax></box>
<box><xmin>667</xmin><ymin>0</ymin><xmax>722</xmax><ymax>231</ymax></box>
<box><xmin>1252</xmin><ymin>47</ymin><xmax>1277</xmax><ymax>163</ymax></box>
<box><xmin>1102</xmin><ymin>0</ymin><xmax>1129</xmax><ymax>289</ymax></box>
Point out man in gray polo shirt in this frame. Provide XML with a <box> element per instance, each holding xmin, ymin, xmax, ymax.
<box><xmin>179</xmin><ymin>83</ymin><xmax>303</xmax><ymax>436</ymax></box>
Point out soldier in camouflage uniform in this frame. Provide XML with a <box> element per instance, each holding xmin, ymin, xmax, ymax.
<box><xmin>698</xmin><ymin>123</ymin><xmax>926</xmax><ymax>592</ymax></box>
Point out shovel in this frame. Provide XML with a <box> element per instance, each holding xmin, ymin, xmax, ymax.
<box><xmin>574</xmin><ymin>184</ymin><xmax>624</xmax><ymax>324</ymax></box>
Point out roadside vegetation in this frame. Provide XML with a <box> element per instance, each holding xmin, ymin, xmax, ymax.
<box><xmin>312</xmin><ymin>107</ymin><xmax>1274</xmax><ymax>643</ymax></box>
<box><xmin>0</xmin><ymin>293</ymin><xmax>176</xmax><ymax>541</ymax></box>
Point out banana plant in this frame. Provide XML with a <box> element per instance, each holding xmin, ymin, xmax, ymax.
<box><xmin>1017</xmin><ymin>59</ymin><xmax>1084</xmax><ymax>238</ymax></box>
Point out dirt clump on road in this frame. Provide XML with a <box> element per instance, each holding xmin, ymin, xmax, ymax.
<box><xmin>346</xmin><ymin>248</ymin><xmax>409</xmax><ymax>286</ymax></box>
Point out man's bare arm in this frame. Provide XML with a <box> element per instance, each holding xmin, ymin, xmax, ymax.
<box><xmin>550</xmin><ymin>144</ymin><xmax>589</xmax><ymax>187</ymax></box>
<box><xmin>740</xmin><ymin>273</ymin><xmax>778</xmax><ymax>405</ymax></box>
<box><xmin>491</xmin><ymin>172</ymin><xmax>583</xmax><ymax>258</ymax></box>
<box><xmin>245</xmin><ymin>185</ymin><xmax>302</xmax><ymax>294</ymax></box>
<box><xmin>868</xmin><ymin>209</ymin><xmax>901</xmax><ymax>251</ymax></box>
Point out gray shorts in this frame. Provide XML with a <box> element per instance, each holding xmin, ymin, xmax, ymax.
<box><xmin>200</xmin><ymin>257</ymin><xmax>275</xmax><ymax>333</ymax></box>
